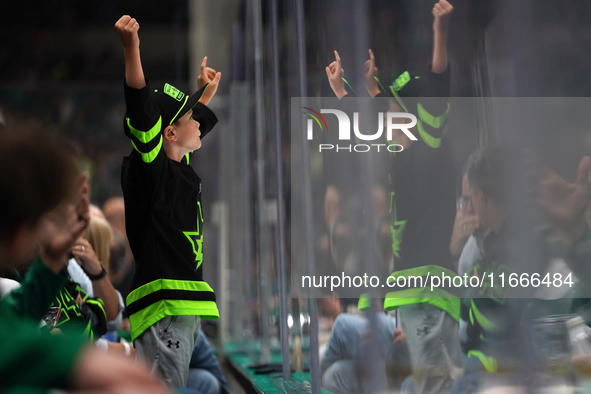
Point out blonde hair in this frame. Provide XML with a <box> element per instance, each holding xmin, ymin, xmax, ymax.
<box><xmin>84</xmin><ymin>217</ymin><xmax>114</xmax><ymax>272</ymax></box>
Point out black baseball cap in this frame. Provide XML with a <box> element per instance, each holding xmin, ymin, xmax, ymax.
<box><xmin>151</xmin><ymin>82</ymin><xmax>207</xmax><ymax>126</ymax></box>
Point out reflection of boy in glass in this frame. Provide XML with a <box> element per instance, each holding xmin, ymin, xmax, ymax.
<box><xmin>326</xmin><ymin>1</ymin><xmax>463</xmax><ymax>393</ymax></box>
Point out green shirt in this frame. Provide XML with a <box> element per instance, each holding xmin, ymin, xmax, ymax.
<box><xmin>0</xmin><ymin>257</ymin><xmax>88</xmax><ymax>390</ymax></box>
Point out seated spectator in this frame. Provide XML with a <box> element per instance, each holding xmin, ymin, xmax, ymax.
<box><xmin>320</xmin><ymin>302</ymin><xmax>410</xmax><ymax>394</ymax></box>
<box><xmin>187</xmin><ymin>328</ymin><xmax>231</xmax><ymax>394</ymax></box>
<box><xmin>0</xmin><ymin>121</ymin><xmax>168</xmax><ymax>393</ymax></box>
<box><xmin>102</xmin><ymin>196</ymin><xmax>135</xmax><ymax>299</ymax></box>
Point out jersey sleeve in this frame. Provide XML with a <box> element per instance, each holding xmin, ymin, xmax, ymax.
<box><xmin>415</xmin><ymin>67</ymin><xmax>451</xmax><ymax>148</ymax></box>
<box><xmin>123</xmin><ymin>79</ymin><xmax>166</xmax><ymax>166</ymax></box>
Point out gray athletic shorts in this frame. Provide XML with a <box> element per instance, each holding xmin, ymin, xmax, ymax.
<box><xmin>135</xmin><ymin>315</ymin><xmax>201</xmax><ymax>388</ymax></box>
<box><xmin>399</xmin><ymin>303</ymin><xmax>464</xmax><ymax>394</ymax></box>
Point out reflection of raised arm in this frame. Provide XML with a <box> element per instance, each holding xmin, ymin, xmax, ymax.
<box><xmin>530</xmin><ymin>153</ymin><xmax>590</xmax><ymax>245</ymax></box>
<box><xmin>114</xmin><ymin>15</ymin><xmax>145</xmax><ymax>89</ymax></box>
<box><xmin>325</xmin><ymin>50</ymin><xmax>347</xmax><ymax>99</ymax></box>
<box><xmin>197</xmin><ymin>56</ymin><xmax>222</xmax><ymax>106</ymax></box>
<box><xmin>431</xmin><ymin>0</ymin><xmax>453</xmax><ymax>74</ymax></box>
<box><xmin>364</xmin><ymin>49</ymin><xmax>380</xmax><ymax>98</ymax></box>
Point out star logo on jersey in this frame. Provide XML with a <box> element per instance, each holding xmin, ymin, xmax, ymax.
<box><xmin>389</xmin><ymin>192</ymin><xmax>406</xmax><ymax>259</ymax></box>
<box><xmin>183</xmin><ymin>231</ymin><xmax>203</xmax><ymax>270</ymax></box>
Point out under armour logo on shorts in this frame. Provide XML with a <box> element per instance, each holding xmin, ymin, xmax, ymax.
<box><xmin>167</xmin><ymin>340</ymin><xmax>180</xmax><ymax>349</ymax></box>
<box><xmin>416</xmin><ymin>327</ymin><xmax>429</xmax><ymax>336</ymax></box>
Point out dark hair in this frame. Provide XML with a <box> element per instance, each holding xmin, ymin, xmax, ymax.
<box><xmin>0</xmin><ymin>122</ymin><xmax>78</xmax><ymax>239</ymax></box>
<box><xmin>466</xmin><ymin>146</ymin><xmax>526</xmax><ymax>206</ymax></box>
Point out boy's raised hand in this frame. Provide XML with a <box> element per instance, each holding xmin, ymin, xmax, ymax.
<box><xmin>115</xmin><ymin>15</ymin><xmax>145</xmax><ymax>89</ymax></box>
<box><xmin>115</xmin><ymin>15</ymin><xmax>140</xmax><ymax>49</ymax></box>
<box><xmin>432</xmin><ymin>0</ymin><xmax>454</xmax><ymax>34</ymax></box>
<box><xmin>364</xmin><ymin>49</ymin><xmax>380</xmax><ymax>98</ymax></box>
<box><xmin>325</xmin><ymin>50</ymin><xmax>347</xmax><ymax>99</ymax></box>
<box><xmin>197</xmin><ymin>56</ymin><xmax>222</xmax><ymax>106</ymax></box>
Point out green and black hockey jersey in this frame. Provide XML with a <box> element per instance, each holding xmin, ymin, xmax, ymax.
<box><xmin>121</xmin><ymin>80</ymin><xmax>219</xmax><ymax>341</ymax></box>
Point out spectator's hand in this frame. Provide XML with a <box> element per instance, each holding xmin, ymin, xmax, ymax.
<box><xmin>38</xmin><ymin>173</ymin><xmax>90</xmax><ymax>273</ymax></box>
<box><xmin>432</xmin><ymin>0</ymin><xmax>454</xmax><ymax>34</ymax></box>
<box><xmin>71</xmin><ymin>237</ymin><xmax>103</xmax><ymax>276</ymax></box>
<box><xmin>528</xmin><ymin>153</ymin><xmax>591</xmax><ymax>244</ymax></box>
<box><xmin>326</xmin><ymin>50</ymin><xmax>347</xmax><ymax>99</ymax></box>
<box><xmin>320</xmin><ymin>295</ymin><xmax>342</xmax><ymax>319</ymax></box>
<box><xmin>364</xmin><ymin>49</ymin><xmax>380</xmax><ymax>98</ymax></box>
<box><xmin>197</xmin><ymin>57</ymin><xmax>222</xmax><ymax>106</ymax></box>
<box><xmin>393</xmin><ymin>327</ymin><xmax>406</xmax><ymax>346</ymax></box>
<box><xmin>450</xmin><ymin>209</ymin><xmax>480</xmax><ymax>259</ymax></box>
<box><xmin>114</xmin><ymin>15</ymin><xmax>140</xmax><ymax>50</ymax></box>
<box><xmin>71</xmin><ymin>346</ymin><xmax>170</xmax><ymax>393</ymax></box>
<box><xmin>572</xmin><ymin>354</ymin><xmax>591</xmax><ymax>376</ymax></box>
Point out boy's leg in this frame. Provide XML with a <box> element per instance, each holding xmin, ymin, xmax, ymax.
<box><xmin>135</xmin><ymin>315</ymin><xmax>201</xmax><ymax>387</ymax></box>
<box><xmin>399</xmin><ymin>303</ymin><xmax>463</xmax><ymax>394</ymax></box>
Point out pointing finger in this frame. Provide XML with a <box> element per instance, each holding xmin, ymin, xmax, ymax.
<box><xmin>201</xmin><ymin>57</ymin><xmax>207</xmax><ymax>73</ymax></box>
<box><xmin>334</xmin><ymin>50</ymin><xmax>341</xmax><ymax>67</ymax></box>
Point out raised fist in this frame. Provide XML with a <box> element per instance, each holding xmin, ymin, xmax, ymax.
<box><xmin>433</xmin><ymin>0</ymin><xmax>454</xmax><ymax>33</ymax></box>
<box><xmin>115</xmin><ymin>15</ymin><xmax>140</xmax><ymax>49</ymax></box>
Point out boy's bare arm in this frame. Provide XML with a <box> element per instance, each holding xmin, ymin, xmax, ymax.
<box><xmin>115</xmin><ymin>15</ymin><xmax>145</xmax><ymax>89</ymax></box>
<box><xmin>431</xmin><ymin>0</ymin><xmax>453</xmax><ymax>74</ymax></box>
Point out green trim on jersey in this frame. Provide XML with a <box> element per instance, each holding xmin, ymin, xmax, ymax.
<box><xmin>416</xmin><ymin>103</ymin><xmax>450</xmax><ymax>149</ymax></box>
<box><xmin>381</xmin><ymin>265</ymin><xmax>460</xmax><ymax>320</ymax></box>
<box><xmin>358</xmin><ymin>293</ymin><xmax>371</xmax><ymax>311</ymax></box>
<box><xmin>131</xmin><ymin>136</ymin><xmax>163</xmax><ymax>163</ymax></box>
<box><xmin>129</xmin><ymin>299</ymin><xmax>219</xmax><ymax>342</ymax></box>
<box><xmin>127</xmin><ymin>278</ymin><xmax>215</xmax><ymax>305</ymax></box>
<box><xmin>469</xmin><ymin>299</ymin><xmax>499</xmax><ymax>331</ymax></box>
<box><xmin>417</xmin><ymin>102</ymin><xmax>450</xmax><ymax>129</ymax></box>
<box><xmin>127</xmin><ymin>116</ymin><xmax>162</xmax><ymax>143</ymax></box>
<box><xmin>417</xmin><ymin>120</ymin><xmax>448</xmax><ymax>149</ymax></box>
<box><xmin>467</xmin><ymin>350</ymin><xmax>498</xmax><ymax>373</ymax></box>
<box><xmin>387</xmin><ymin>264</ymin><xmax>458</xmax><ymax>281</ymax></box>
<box><xmin>383</xmin><ymin>291</ymin><xmax>460</xmax><ymax>321</ymax></box>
